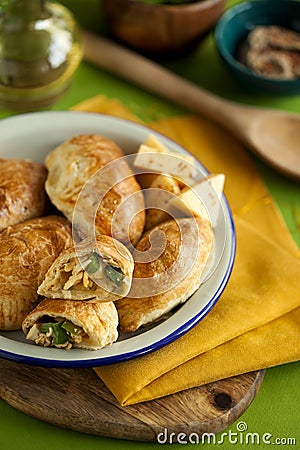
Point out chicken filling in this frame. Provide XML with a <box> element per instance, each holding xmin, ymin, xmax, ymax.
<box><xmin>26</xmin><ymin>318</ymin><xmax>85</xmax><ymax>349</ymax></box>
<box><xmin>49</xmin><ymin>252</ymin><xmax>126</xmax><ymax>293</ymax></box>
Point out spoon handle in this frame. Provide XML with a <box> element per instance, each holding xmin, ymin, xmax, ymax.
<box><xmin>83</xmin><ymin>31</ymin><xmax>256</xmax><ymax>136</ymax></box>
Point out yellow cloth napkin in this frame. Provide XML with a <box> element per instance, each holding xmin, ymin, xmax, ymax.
<box><xmin>73</xmin><ymin>95</ymin><xmax>300</xmax><ymax>406</ymax></box>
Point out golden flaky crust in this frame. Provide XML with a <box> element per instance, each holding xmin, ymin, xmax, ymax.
<box><xmin>116</xmin><ymin>217</ymin><xmax>213</xmax><ymax>332</ymax></box>
<box><xmin>22</xmin><ymin>298</ymin><xmax>118</xmax><ymax>350</ymax></box>
<box><xmin>38</xmin><ymin>235</ymin><xmax>134</xmax><ymax>302</ymax></box>
<box><xmin>0</xmin><ymin>158</ymin><xmax>48</xmax><ymax>232</ymax></box>
<box><xmin>45</xmin><ymin>134</ymin><xmax>145</xmax><ymax>246</ymax></box>
<box><xmin>0</xmin><ymin>216</ymin><xmax>73</xmax><ymax>330</ymax></box>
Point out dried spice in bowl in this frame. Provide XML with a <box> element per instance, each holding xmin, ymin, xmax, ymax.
<box><xmin>237</xmin><ymin>26</ymin><xmax>300</xmax><ymax>80</ymax></box>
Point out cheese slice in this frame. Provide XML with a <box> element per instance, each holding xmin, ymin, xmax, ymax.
<box><xmin>134</xmin><ymin>143</ymin><xmax>197</xmax><ymax>185</ymax></box>
<box><xmin>138</xmin><ymin>135</ymin><xmax>195</xmax><ymax>164</ymax></box>
<box><xmin>168</xmin><ymin>174</ymin><xmax>225</xmax><ymax>227</ymax></box>
<box><xmin>143</xmin><ymin>134</ymin><xmax>170</xmax><ymax>153</ymax></box>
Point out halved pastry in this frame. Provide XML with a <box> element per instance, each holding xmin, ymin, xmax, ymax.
<box><xmin>45</xmin><ymin>134</ymin><xmax>145</xmax><ymax>246</ymax></box>
<box><xmin>0</xmin><ymin>216</ymin><xmax>72</xmax><ymax>330</ymax></box>
<box><xmin>38</xmin><ymin>235</ymin><xmax>134</xmax><ymax>302</ymax></box>
<box><xmin>22</xmin><ymin>298</ymin><xmax>118</xmax><ymax>350</ymax></box>
<box><xmin>116</xmin><ymin>217</ymin><xmax>213</xmax><ymax>333</ymax></box>
<box><xmin>0</xmin><ymin>158</ymin><xmax>48</xmax><ymax>232</ymax></box>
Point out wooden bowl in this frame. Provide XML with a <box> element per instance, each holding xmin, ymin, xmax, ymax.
<box><xmin>103</xmin><ymin>0</ymin><xmax>226</xmax><ymax>57</ymax></box>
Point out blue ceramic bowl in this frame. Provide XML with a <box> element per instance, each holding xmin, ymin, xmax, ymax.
<box><xmin>215</xmin><ymin>0</ymin><xmax>300</xmax><ymax>95</ymax></box>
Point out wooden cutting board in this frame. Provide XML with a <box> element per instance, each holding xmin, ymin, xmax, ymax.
<box><xmin>0</xmin><ymin>359</ymin><xmax>264</xmax><ymax>442</ymax></box>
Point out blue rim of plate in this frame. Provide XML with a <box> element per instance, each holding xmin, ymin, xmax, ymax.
<box><xmin>0</xmin><ymin>111</ymin><xmax>236</xmax><ymax>368</ymax></box>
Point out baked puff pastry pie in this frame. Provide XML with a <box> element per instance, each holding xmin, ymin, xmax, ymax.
<box><xmin>0</xmin><ymin>216</ymin><xmax>72</xmax><ymax>330</ymax></box>
<box><xmin>0</xmin><ymin>158</ymin><xmax>48</xmax><ymax>232</ymax></box>
<box><xmin>38</xmin><ymin>235</ymin><xmax>134</xmax><ymax>302</ymax></box>
<box><xmin>44</xmin><ymin>134</ymin><xmax>145</xmax><ymax>246</ymax></box>
<box><xmin>22</xmin><ymin>298</ymin><xmax>118</xmax><ymax>350</ymax></box>
<box><xmin>116</xmin><ymin>217</ymin><xmax>213</xmax><ymax>333</ymax></box>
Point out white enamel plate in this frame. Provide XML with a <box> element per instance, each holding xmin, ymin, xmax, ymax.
<box><xmin>0</xmin><ymin>111</ymin><xmax>235</xmax><ymax>367</ymax></box>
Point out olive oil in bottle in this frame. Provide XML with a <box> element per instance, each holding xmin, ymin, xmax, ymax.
<box><xmin>0</xmin><ymin>0</ymin><xmax>83</xmax><ymax>110</ymax></box>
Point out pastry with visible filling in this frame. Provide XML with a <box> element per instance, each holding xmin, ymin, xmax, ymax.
<box><xmin>22</xmin><ymin>298</ymin><xmax>118</xmax><ymax>350</ymax></box>
<box><xmin>38</xmin><ymin>235</ymin><xmax>134</xmax><ymax>302</ymax></box>
<box><xmin>44</xmin><ymin>134</ymin><xmax>145</xmax><ymax>246</ymax></box>
<box><xmin>0</xmin><ymin>158</ymin><xmax>48</xmax><ymax>232</ymax></box>
<box><xmin>0</xmin><ymin>216</ymin><xmax>72</xmax><ymax>330</ymax></box>
<box><xmin>116</xmin><ymin>217</ymin><xmax>213</xmax><ymax>333</ymax></box>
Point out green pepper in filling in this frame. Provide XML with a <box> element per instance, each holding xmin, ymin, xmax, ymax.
<box><xmin>85</xmin><ymin>254</ymin><xmax>124</xmax><ymax>287</ymax></box>
<box><xmin>105</xmin><ymin>265</ymin><xmax>124</xmax><ymax>286</ymax></box>
<box><xmin>61</xmin><ymin>320</ymin><xmax>82</xmax><ymax>335</ymax></box>
<box><xmin>86</xmin><ymin>253</ymin><xmax>100</xmax><ymax>274</ymax></box>
<box><xmin>52</xmin><ymin>322</ymin><xmax>69</xmax><ymax>345</ymax></box>
<box><xmin>39</xmin><ymin>321</ymin><xmax>68</xmax><ymax>345</ymax></box>
<box><xmin>39</xmin><ymin>322</ymin><xmax>53</xmax><ymax>333</ymax></box>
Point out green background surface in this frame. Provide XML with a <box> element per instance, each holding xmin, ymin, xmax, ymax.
<box><xmin>0</xmin><ymin>0</ymin><xmax>300</xmax><ymax>449</ymax></box>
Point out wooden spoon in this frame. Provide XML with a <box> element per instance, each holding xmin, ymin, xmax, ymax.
<box><xmin>83</xmin><ymin>31</ymin><xmax>300</xmax><ymax>180</ymax></box>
